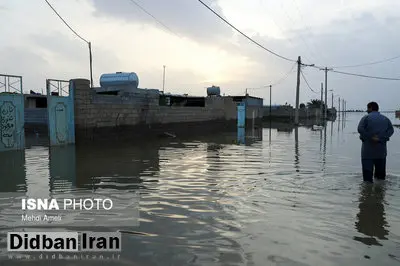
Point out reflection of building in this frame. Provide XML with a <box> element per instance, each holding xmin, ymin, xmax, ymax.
<box><xmin>0</xmin><ymin>151</ymin><xmax>26</xmax><ymax>192</ymax></box>
<box><xmin>75</xmin><ymin>142</ymin><xmax>161</xmax><ymax>190</ymax></box>
<box><xmin>49</xmin><ymin>146</ymin><xmax>77</xmax><ymax>193</ymax></box>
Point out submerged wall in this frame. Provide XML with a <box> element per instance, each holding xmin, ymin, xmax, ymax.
<box><xmin>72</xmin><ymin>79</ymin><xmax>249</xmax><ymax>142</ymax></box>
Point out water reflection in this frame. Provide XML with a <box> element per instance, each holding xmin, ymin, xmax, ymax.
<box><xmin>237</xmin><ymin>127</ymin><xmax>245</xmax><ymax>144</ymax></box>
<box><xmin>0</xmin><ymin>150</ymin><xmax>26</xmax><ymax>192</ymax></box>
<box><xmin>354</xmin><ymin>183</ymin><xmax>388</xmax><ymax>246</ymax></box>
<box><xmin>75</xmin><ymin>143</ymin><xmax>160</xmax><ymax>190</ymax></box>
<box><xmin>1</xmin><ymin>114</ymin><xmax>399</xmax><ymax>265</ymax></box>
<box><xmin>49</xmin><ymin>145</ymin><xmax>76</xmax><ymax>193</ymax></box>
<box><xmin>294</xmin><ymin>127</ymin><xmax>300</xmax><ymax>173</ymax></box>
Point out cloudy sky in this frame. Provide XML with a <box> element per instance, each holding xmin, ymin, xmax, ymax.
<box><xmin>1</xmin><ymin>0</ymin><xmax>400</xmax><ymax>110</ymax></box>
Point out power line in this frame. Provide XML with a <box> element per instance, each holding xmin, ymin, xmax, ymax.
<box><xmin>43</xmin><ymin>0</ymin><xmax>89</xmax><ymax>44</ymax></box>
<box><xmin>300</xmin><ymin>69</ymin><xmax>318</xmax><ymax>93</ymax></box>
<box><xmin>290</xmin><ymin>0</ymin><xmax>328</xmax><ymax>64</ymax></box>
<box><xmin>331</xmin><ymin>70</ymin><xmax>400</xmax><ymax>81</ymax></box>
<box><xmin>280</xmin><ymin>1</ymin><xmax>317</xmax><ymax>64</ymax></box>
<box><xmin>271</xmin><ymin>62</ymin><xmax>297</xmax><ymax>86</ymax></box>
<box><xmin>127</xmin><ymin>0</ymin><xmax>179</xmax><ymax>37</ymax></box>
<box><xmin>330</xmin><ymin>54</ymin><xmax>400</xmax><ymax>68</ymax></box>
<box><xmin>196</xmin><ymin>0</ymin><xmax>296</xmax><ymax>62</ymax></box>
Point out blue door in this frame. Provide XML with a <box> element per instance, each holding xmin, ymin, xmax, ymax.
<box><xmin>47</xmin><ymin>80</ymin><xmax>75</xmax><ymax>146</ymax></box>
<box><xmin>0</xmin><ymin>94</ymin><xmax>24</xmax><ymax>151</ymax></box>
<box><xmin>237</xmin><ymin>102</ymin><xmax>246</xmax><ymax>128</ymax></box>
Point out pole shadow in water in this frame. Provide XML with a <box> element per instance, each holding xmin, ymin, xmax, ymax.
<box><xmin>353</xmin><ymin>183</ymin><xmax>388</xmax><ymax>246</ymax></box>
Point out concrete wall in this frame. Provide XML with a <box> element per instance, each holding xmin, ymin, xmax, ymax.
<box><xmin>263</xmin><ymin>105</ymin><xmax>294</xmax><ymax>119</ymax></box>
<box><xmin>72</xmin><ymin>79</ymin><xmax>250</xmax><ymax>142</ymax></box>
<box><xmin>244</xmin><ymin>97</ymin><xmax>263</xmax><ymax>107</ymax></box>
<box><xmin>263</xmin><ymin>106</ymin><xmax>326</xmax><ymax>120</ymax></box>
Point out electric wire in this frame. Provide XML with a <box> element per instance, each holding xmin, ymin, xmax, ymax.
<box><xmin>196</xmin><ymin>0</ymin><xmax>296</xmax><ymax>62</ymax></box>
<box><xmin>43</xmin><ymin>0</ymin><xmax>89</xmax><ymax>44</ymax></box>
<box><xmin>279</xmin><ymin>1</ymin><xmax>317</xmax><ymax>64</ymax></box>
<box><xmin>45</xmin><ymin>0</ymin><xmax>400</xmax><ymax>84</ymax></box>
<box><xmin>300</xmin><ymin>69</ymin><xmax>318</xmax><ymax>93</ymax></box>
<box><xmin>331</xmin><ymin>70</ymin><xmax>400</xmax><ymax>81</ymax></box>
<box><xmin>271</xmin><ymin>62</ymin><xmax>297</xmax><ymax>86</ymax></box>
<box><xmin>127</xmin><ymin>0</ymin><xmax>179</xmax><ymax>37</ymax></box>
<box><xmin>330</xmin><ymin>54</ymin><xmax>400</xmax><ymax>69</ymax></box>
<box><xmin>291</xmin><ymin>0</ymin><xmax>328</xmax><ymax>64</ymax></box>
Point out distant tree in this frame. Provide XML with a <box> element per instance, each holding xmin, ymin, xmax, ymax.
<box><xmin>300</xmin><ymin>103</ymin><xmax>306</xmax><ymax>109</ymax></box>
<box><xmin>307</xmin><ymin>99</ymin><xmax>326</xmax><ymax>109</ymax></box>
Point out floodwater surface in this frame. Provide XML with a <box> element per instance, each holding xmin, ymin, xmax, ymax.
<box><xmin>1</xmin><ymin>113</ymin><xmax>400</xmax><ymax>266</ymax></box>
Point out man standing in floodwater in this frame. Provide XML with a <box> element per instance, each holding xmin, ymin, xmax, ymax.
<box><xmin>358</xmin><ymin>102</ymin><xmax>394</xmax><ymax>182</ymax></box>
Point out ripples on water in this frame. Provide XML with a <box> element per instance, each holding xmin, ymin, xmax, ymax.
<box><xmin>0</xmin><ymin>113</ymin><xmax>400</xmax><ymax>266</ymax></box>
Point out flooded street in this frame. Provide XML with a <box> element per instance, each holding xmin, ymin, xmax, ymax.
<box><xmin>1</xmin><ymin>112</ymin><xmax>400</xmax><ymax>266</ymax></box>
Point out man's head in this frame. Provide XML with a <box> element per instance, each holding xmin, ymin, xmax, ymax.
<box><xmin>367</xmin><ymin>102</ymin><xmax>379</xmax><ymax>113</ymax></box>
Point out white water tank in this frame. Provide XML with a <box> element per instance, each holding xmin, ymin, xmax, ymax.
<box><xmin>100</xmin><ymin>72</ymin><xmax>139</xmax><ymax>89</ymax></box>
<box><xmin>207</xmin><ymin>85</ymin><xmax>221</xmax><ymax>96</ymax></box>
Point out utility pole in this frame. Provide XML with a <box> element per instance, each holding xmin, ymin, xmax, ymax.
<box><xmin>319</xmin><ymin>67</ymin><xmax>332</xmax><ymax>119</ymax></box>
<box><xmin>269</xmin><ymin>85</ymin><xmax>272</xmax><ymax>118</ymax></box>
<box><xmin>162</xmin><ymin>65</ymin><xmax>166</xmax><ymax>93</ymax></box>
<box><xmin>331</xmin><ymin>92</ymin><xmax>334</xmax><ymax>110</ymax></box>
<box><xmin>324</xmin><ymin>67</ymin><xmax>328</xmax><ymax>119</ymax></box>
<box><xmin>338</xmin><ymin>97</ymin><xmax>341</xmax><ymax>117</ymax></box>
<box><xmin>320</xmin><ymin>83</ymin><xmax>323</xmax><ymax>119</ymax></box>
<box><xmin>295</xmin><ymin>56</ymin><xmax>301</xmax><ymax>125</ymax></box>
<box><xmin>88</xmin><ymin>42</ymin><xmax>93</xmax><ymax>88</ymax></box>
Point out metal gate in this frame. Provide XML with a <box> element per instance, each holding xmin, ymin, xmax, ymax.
<box><xmin>237</xmin><ymin>102</ymin><xmax>246</xmax><ymax>144</ymax></box>
<box><xmin>47</xmin><ymin>79</ymin><xmax>75</xmax><ymax>146</ymax></box>
<box><xmin>237</xmin><ymin>102</ymin><xmax>246</xmax><ymax>128</ymax></box>
<box><xmin>0</xmin><ymin>74</ymin><xmax>24</xmax><ymax>151</ymax></box>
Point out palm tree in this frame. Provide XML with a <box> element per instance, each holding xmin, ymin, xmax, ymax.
<box><xmin>307</xmin><ymin>99</ymin><xmax>326</xmax><ymax>109</ymax></box>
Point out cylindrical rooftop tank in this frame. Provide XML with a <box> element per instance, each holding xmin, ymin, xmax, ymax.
<box><xmin>207</xmin><ymin>85</ymin><xmax>221</xmax><ymax>96</ymax></box>
<box><xmin>100</xmin><ymin>72</ymin><xmax>139</xmax><ymax>88</ymax></box>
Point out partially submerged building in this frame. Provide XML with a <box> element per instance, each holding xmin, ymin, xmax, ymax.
<box><xmin>73</xmin><ymin>72</ymin><xmax>263</xmax><ymax>142</ymax></box>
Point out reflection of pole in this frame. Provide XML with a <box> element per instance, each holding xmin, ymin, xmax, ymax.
<box><xmin>89</xmin><ymin>42</ymin><xmax>93</xmax><ymax>88</ymax></box>
<box><xmin>294</xmin><ymin>127</ymin><xmax>299</xmax><ymax>173</ymax></box>
<box><xmin>322</xmin><ymin>125</ymin><xmax>327</xmax><ymax>170</ymax></box>
<box><xmin>269</xmin><ymin>85</ymin><xmax>272</xmax><ymax>146</ymax></box>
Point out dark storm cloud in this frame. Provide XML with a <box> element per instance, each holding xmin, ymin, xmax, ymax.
<box><xmin>91</xmin><ymin>0</ymin><xmax>233</xmax><ymax>45</ymax></box>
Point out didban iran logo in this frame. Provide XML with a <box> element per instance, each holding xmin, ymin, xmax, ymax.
<box><xmin>7</xmin><ymin>232</ymin><xmax>121</xmax><ymax>252</ymax></box>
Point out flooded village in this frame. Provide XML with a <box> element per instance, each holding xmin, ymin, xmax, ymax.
<box><xmin>2</xmin><ymin>71</ymin><xmax>338</xmax><ymax>148</ymax></box>
<box><xmin>1</xmin><ymin>0</ymin><xmax>400</xmax><ymax>265</ymax></box>
<box><xmin>1</xmin><ymin>71</ymin><xmax>399</xmax><ymax>265</ymax></box>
